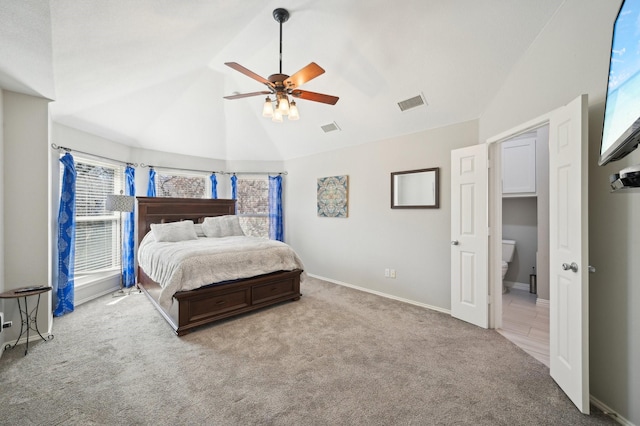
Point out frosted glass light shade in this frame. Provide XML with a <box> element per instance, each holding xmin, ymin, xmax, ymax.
<box><xmin>262</xmin><ymin>97</ymin><xmax>273</xmax><ymax>117</ymax></box>
<box><xmin>105</xmin><ymin>194</ymin><xmax>135</xmax><ymax>212</ymax></box>
<box><xmin>288</xmin><ymin>101</ymin><xmax>299</xmax><ymax>120</ymax></box>
<box><xmin>277</xmin><ymin>96</ymin><xmax>290</xmax><ymax>115</ymax></box>
<box><xmin>272</xmin><ymin>109</ymin><xmax>283</xmax><ymax>123</ymax></box>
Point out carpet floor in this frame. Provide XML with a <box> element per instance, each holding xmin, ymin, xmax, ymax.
<box><xmin>0</xmin><ymin>277</ymin><xmax>616</xmax><ymax>425</ymax></box>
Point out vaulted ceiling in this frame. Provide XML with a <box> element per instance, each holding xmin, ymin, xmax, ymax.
<box><xmin>0</xmin><ymin>0</ymin><xmax>565</xmax><ymax>161</ymax></box>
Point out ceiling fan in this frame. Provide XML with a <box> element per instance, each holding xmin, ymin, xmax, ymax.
<box><xmin>223</xmin><ymin>8</ymin><xmax>339</xmax><ymax>122</ymax></box>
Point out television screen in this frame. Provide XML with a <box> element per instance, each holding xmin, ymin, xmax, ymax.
<box><xmin>600</xmin><ymin>0</ymin><xmax>640</xmax><ymax>166</ymax></box>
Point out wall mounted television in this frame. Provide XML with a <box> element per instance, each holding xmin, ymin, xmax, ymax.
<box><xmin>600</xmin><ymin>0</ymin><xmax>640</xmax><ymax>166</ymax></box>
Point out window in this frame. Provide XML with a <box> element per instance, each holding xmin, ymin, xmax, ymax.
<box><xmin>236</xmin><ymin>176</ymin><xmax>269</xmax><ymax>238</ymax></box>
<box><xmin>65</xmin><ymin>157</ymin><xmax>124</xmax><ymax>276</ymax></box>
<box><xmin>155</xmin><ymin>171</ymin><xmax>206</xmax><ymax>198</ymax></box>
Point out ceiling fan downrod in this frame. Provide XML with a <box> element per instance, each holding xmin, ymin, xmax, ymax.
<box><xmin>272</xmin><ymin>8</ymin><xmax>289</xmax><ymax>75</ymax></box>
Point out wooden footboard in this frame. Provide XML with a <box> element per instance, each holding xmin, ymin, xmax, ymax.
<box><xmin>138</xmin><ymin>267</ymin><xmax>302</xmax><ymax>336</ymax></box>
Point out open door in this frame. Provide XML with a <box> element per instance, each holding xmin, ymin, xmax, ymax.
<box><xmin>548</xmin><ymin>94</ymin><xmax>589</xmax><ymax>413</ymax></box>
<box><xmin>451</xmin><ymin>144</ymin><xmax>488</xmax><ymax>328</ymax></box>
<box><xmin>454</xmin><ymin>94</ymin><xmax>590</xmax><ymax>414</ymax></box>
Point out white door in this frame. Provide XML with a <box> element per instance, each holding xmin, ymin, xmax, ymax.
<box><xmin>548</xmin><ymin>94</ymin><xmax>589</xmax><ymax>414</ymax></box>
<box><xmin>451</xmin><ymin>144</ymin><xmax>488</xmax><ymax>328</ymax></box>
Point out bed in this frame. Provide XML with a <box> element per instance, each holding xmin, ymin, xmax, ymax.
<box><xmin>136</xmin><ymin>197</ymin><xmax>303</xmax><ymax>336</ymax></box>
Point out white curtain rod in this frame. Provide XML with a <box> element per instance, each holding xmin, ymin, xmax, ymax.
<box><xmin>51</xmin><ymin>144</ymin><xmax>136</xmax><ymax>167</ymax></box>
<box><xmin>139</xmin><ymin>163</ymin><xmax>224</xmax><ymax>175</ymax></box>
<box><xmin>141</xmin><ymin>163</ymin><xmax>287</xmax><ymax>176</ymax></box>
<box><xmin>51</xmin><ymin>144</ymin><xmax>287</xmax><ymax>176</ymax></box>
<box><xmin>225</xmin><ymin>171</ymin><xmax>288</xmax><ymax>176</ymax></box>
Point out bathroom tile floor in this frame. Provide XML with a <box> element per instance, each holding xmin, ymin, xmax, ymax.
<box><xmin>498</xmin><ymin>287</ymin><xmax>550</xmax><ymax>367</ymax></box>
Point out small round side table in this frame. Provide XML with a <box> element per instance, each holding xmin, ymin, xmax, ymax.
<box><xmin>0</xmin><ymin>286</ymin><xmax>54</xmax><ymax>355</ymax></box>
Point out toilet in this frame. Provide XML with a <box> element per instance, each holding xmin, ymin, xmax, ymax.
<box><xmin>502</xmin><ymin>239</ymin><xmax>516</xmax><ymax>280</ymax></box>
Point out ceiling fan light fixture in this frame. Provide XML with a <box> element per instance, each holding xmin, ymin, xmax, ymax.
<box><xmin>288</xmin><ymin>100</ymin><xmax>299</xmax><ymax>120</ymax></box>
<box><xmin>223</xmin><ymin>7</ymin><xmax>339</xmax><ymax>122</ymax></box>
<box><xmin>262</xmin><ymin>97</ymin><xmax>274</xmax><ymax>117</ymax></box>
<box><xmin>277</xmin><ymin>94</ymin><xmax>290</xmax><ymax>115</ymax></box>
<box><xmin>272</xmin><ymin>108</ymin><xmax>284</xmax><ymax>123</ymax></box>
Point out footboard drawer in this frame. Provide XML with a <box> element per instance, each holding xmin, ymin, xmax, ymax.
<box><xmin>252</xmin><ymin>278</ymin><xmax>297</xmax><ymax>305</ymax></box>
<box><xmin>186</xmin><ymin>288</ymin><xmax>250</xmax><ymax>322</ymax></box>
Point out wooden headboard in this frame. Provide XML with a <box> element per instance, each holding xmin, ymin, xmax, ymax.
<box><xmin>136</xmin><ymin>197</ymin><xmax>236</xmax><ymax>245</ymax></box>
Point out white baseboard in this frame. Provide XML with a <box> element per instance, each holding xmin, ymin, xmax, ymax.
<box><xmin>536</xmin><ymin>298</ymin><xmax>549</xmax><ymax>308</ymax></box>
<box><xmin>75</xmin><ymin>275</ymin><xmax>121</xmax><ymax>306</ymax></box>
<box><xmin>307</xmin><ymin>274</ymin><xmax>451</xmax><ymax>315</ymax></box>
<box><xmin>504</xmin><ymin>280</ymin><xmax>530</xmax><ymax>291</ymax></box>
<box><xmin>590</xmin><ymin>395</ymin><xmax>634</xmax><ymax>425</ymax></box>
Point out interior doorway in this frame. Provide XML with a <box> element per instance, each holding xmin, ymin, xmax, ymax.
<box><xmin>492</xmin><ymin>126</ymin><xmax>551</xmax><ymax>366</ymax></box>
<box><xmin>454</xmin><ymin>94</ymin><xmax>590</xmax><ymax>412</ymax></box>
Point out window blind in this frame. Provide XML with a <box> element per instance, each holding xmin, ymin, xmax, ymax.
<box><xmin>64</xmin><ymin>157</ymin><xmax>124</xmax><ymax>274</ymax></box>
<box><xmin>236</xmin><ymin>176</ymin><xmax>269</xmax><ymax>238</ymax></box>
<box><xmin>156</xmin><ymin>171</ymin><xmax>206</xmax><ymax>198</ymax></box>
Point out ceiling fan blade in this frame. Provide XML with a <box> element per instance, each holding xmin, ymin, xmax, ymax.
<box><xmin>284</xmin><ymin>62</ymin><xmax>325</xmax><ymax>89</ymax></box>
<box><xmin>225</xmin><ymin>62</ymin><xmax>272</xmax><ymax>87</ymax></box>
<box><xmin>291</xmin><ymin>89</ymin><xmax>339</xmax><ymax>105</ymax></box>
<box><xmin>224</xmin><ymin>91</ymin><xmax>272</xmax><ymax>100</ymax></box>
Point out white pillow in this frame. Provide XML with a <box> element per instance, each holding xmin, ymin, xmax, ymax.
<box><xmin>193</xmin><ymin>223</ymin><xmax>206</xmax><ymax>238</ymax></box>
<box><xmin>202</xmin><ymin>215</ymin><xmax>245</xmax><ymax>238</ymax></box>
<box><xmin>150</xmin><ymin>220</ymin><xmax>198</xmax><ymax>242</ymax></box>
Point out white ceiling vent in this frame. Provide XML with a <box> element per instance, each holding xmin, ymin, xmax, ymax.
<box><xmin>321</xmin><ymin>122</ymin><xmax>341</xmax><ymax>133</ymax></box>
<box><xmin>398</xmin><ymin>94</ymin><xmax>427</xmax><ymax>112</ymax></box>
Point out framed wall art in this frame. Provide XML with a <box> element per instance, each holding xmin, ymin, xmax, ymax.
<box><xmin>317</xmin><ymin>175</ymin><xmax>348</xmax><ymax>218</ymax></box>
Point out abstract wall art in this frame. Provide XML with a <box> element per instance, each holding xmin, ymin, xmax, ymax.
<box><xmin>317</xmin><ymin>175</ymin><xmax>348</xmax><ymax>218</ymax></box>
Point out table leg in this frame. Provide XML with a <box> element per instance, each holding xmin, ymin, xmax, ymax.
<box><xmin>4</xmin><ymin>297</ymin><xmax>27</xmax><ymax>354</ymax></box>
<box><xmin>24</xmin><ymin>296</ymin><xmax>30</xmax><ymax>355</ymax></box>
<box><xmin>30</xmin><ymin>293</ymin><xmax>52</xmax><ymax>342</ymax></box>
<box><xmin>3</xmin><ymin>294</ymin><xmax>54</xmax><ymax>356</ymax></box>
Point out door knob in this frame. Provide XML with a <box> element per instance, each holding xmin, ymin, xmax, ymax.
<box><xmin>451</xmin><ymin>240</ymin><xmax>459</xmax><ymax>245</ymax></box>
<box><xmin>588</xmin><ymin>265</ymin><xmax>596</xmax><ymax>273</ymax></box>
<box><xmin>562</xmin><ymin>262</ymin><xmax>579</xmax><ymax>273</ymax></box>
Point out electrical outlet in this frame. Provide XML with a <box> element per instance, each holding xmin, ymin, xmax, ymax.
<box><xmin>390</xmin><ymin>269</ymin><xmax>396</xmax><ymax>279</ymax></box>
<box><xmin>384</xmin><ymin>268</ymin><xmax>390</xmax><ymax>277</ymax></box>
<box><xmin>2</xmin><ymin>321</ymin><xmax>12</xmax><ymax>329</ymax></box>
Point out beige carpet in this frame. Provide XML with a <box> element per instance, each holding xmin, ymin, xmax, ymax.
<box><xmin>0</xmin><ymin>277</ymin><xmax>615</xmax><ymax>425</ymax></box>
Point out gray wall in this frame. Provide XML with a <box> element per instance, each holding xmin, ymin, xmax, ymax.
<box><xmin>1</xmin><ymin>90</ymin><xmax>51</xmax><ymax>347</ymax></box>
<box><xmin>479</xmin><ymin>0</ymin><xmax>639</xmax><ymax>423</ymax></box>
<box><xmin>0</xmin><ymin>89</ymin><xmax>4</xmax><ymax>351</ymax></box>
<box><xmin>588</xmin><ymin>104</ymin><xmax>640</xmax><ymax>425</ymax></box>
<box><xmin>502</xmin><ymin>197</ymin><xmax>537</xmax><ymax>287</ymax></box>
<box><xmin>284</xmin><ymin>120</ymin><xmax>478</xmax><ymax>311</ymax></box>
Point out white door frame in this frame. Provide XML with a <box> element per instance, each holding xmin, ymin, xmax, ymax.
<box><xmin>486</xmin><ymin>113</ymin><xmax>551</xmax><ymax>328</ymax></box>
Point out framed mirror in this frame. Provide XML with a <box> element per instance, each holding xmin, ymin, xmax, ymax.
<box><xmin>391</xmin><ymin>167</ymin><xmax>439</xmax><ymax>209</ymax></box>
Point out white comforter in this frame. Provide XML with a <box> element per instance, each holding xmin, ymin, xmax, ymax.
<box><xmin>138</xmin><ymin>234</ymin><xmax>305</xmax><ymax>308</ymax></box>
